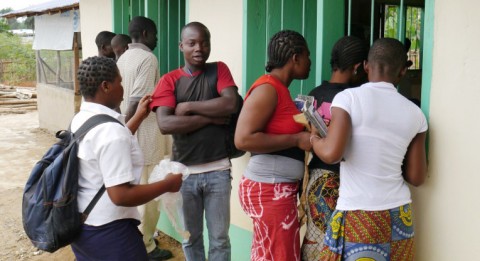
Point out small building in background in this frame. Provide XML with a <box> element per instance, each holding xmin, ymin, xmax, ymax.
<box><xmin>1</xmin><ymin>0</ymin><xmax>81</xmax><ymax>132</ymax></box>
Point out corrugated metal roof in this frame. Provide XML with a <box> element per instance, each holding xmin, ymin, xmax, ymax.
<box><xmin>1</xmin><ymin>0</ymin><xmax>79</xmax><ymax>19</ymax></box>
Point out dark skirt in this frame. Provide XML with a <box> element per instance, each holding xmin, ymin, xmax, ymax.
<box><xmin>71</xmin><ymin>218</ymin><xmax>148</xmax><ymax>261</ymax></box>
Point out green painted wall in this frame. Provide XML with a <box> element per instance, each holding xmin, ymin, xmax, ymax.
<box><xmin>316</xmin><ymin>0</ymin><xmax>344</xmax><ymax>85</ymax></box>
<box><xmin>112</xmin><ymin>0</ymin><xmax>129</xmax><ymax>33</ymax></box>
<box><xmin>157</xmin><ymin>213</ymin><xmax>253</xmax><ymax>261</ymax></box>
<box><xmin>421</xmin><ymin>0</ymin><xmax>433</xmax><ymax>120</ymax></box>
<box><xmin>244</xmin><ymin>0</ymin><xmax>317</xmax><ymax>98</ymax></box>
<box><xmin>111</xmin><ymin>0</ymin><xmax>185</xmax><ymax>74</ymax></box>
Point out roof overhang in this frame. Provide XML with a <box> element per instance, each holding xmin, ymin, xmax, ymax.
<box><xmin>1</xmin><ymin>0</ymin><xmax>79</xmax><ymax>19</ymax></box>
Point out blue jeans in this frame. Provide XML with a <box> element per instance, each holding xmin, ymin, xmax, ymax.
<box><xmin>181</xmin><ymin>170</ymin><xmax>232</xmax><ymax>261</ymax></box>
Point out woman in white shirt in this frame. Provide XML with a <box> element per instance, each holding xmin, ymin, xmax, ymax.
<box><xmin>311</xmin><ymin>38</ymin><xmax>427</xmax><ymax>261</ymax></box>
<box><xmin>70</xmin><ymin>56</ymin><xmax>182</xmax><ymax>261</ymax></box>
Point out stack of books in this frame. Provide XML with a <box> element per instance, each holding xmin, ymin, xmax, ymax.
<box><xmin>295</xmin><ymin>95</ymin><xmax>328</xmax><ymax>138</ymax></box>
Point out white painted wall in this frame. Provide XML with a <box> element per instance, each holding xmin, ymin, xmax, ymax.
<box><xmin>412</xmin><ymin>1</ymin><xmax>480</xmax><ymax>260</ymax></box>
<box><xmin>187</xmin><ymin>0</ymin><xmax>244</xmax><ymax>93</ymax></box>
<box><xmin>79</xmin><ymin>0</ymin><xmax>113</xmax><ymax>58</ymax></box>
<box><xmin>187</xmin><ymin>0</ymin><xmax>252</xmax><ymax>231</ymax></box>
<box><xmin>37</xmin><ymin>84</ymin><xmax>79</xmax><ymax>131</ymax></box>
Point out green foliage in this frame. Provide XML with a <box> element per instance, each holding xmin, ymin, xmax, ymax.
<box><xmin>406</xmin><ymin>7</ymin><xmax>422</xmax><ymax>51</ymax></box>
<box><xmin>0</xmin><ymin>7</ymin><xmax>38</xmax><ymax>84</ymax></box>
<box><xmin>384</xmin><ymin>6</ymin><xmax>398</xmax><ymax>38</ymax></box>
<box><xmin>24</xmin><ymin>17</ymin><xmax>34</xmax><ymax>29</ymax></box>
<box><xmin>383</xmin><ymin>5</ymin><xmax>423</xmax><ymax>69</ymax></box>
<box><xmin>0</xmin><ymin>8</ymin><xmax>11</xmax><ymax>33</ymax></box>
<box><xmin>0</xmin><ymin>8</ymin><xmax>13</xmax><ymax>15</ymax></box>
<box><xmin>0</xmin><ymin>8</ymin><xmax>35</xmax><ymax>30</ymax></box>
<box><xmin>0</xmin><ymin>32</ymin><xmax>36</xmax><ymax>84</ymax></box>
<box><xmin>0</xmin><ymin>19</ymin><xmax>9</xmax><ymax>33</ymax></box>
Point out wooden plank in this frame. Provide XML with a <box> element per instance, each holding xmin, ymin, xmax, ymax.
<box><xmin>73</xmin><ymin>33</ymin><xmax>80</xmax><ymax>95</ymax></box>
<box><xmin>0</xmin><ymin>99</ymin><xmax>37</xmax><ymax>105</ymax></box>
<box><xmin>56</xmin><ymin>51</ymin><xmax>61</xmax><ymax>85</ymax></box>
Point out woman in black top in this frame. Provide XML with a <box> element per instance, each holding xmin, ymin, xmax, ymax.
<box><xmin>301</xmin><ymin>36</ymin><xmax>369</xmax><ymax>261</ymax></box>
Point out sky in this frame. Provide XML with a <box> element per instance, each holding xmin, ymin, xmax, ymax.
<box><xmin>0</xmin><ymin>0</ymin><xmax>52</xmax><ymax>12</ymax></box>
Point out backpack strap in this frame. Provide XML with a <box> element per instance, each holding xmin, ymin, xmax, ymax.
<box><xmin>74</xmin><ymin>114</ymin><xmax>122</xmax><ymax>141</ymax></box>
<box><xmin>205</xmin><ymin>62</ymin><xmax>219</xmax><ymax>98</ymax></box>
<box><xmin>72</xmin><ymin>114</ymin><xmax>122</xmax><ymax>222</ymax></box>
<box><xmin>81</xmin><ymin>185</ymin><xmax>106</xmax><ymax>222</ymax></box>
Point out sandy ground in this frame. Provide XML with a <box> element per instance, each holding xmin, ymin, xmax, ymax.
<box><xmin>0</xmin><ymin>111</ymin><xmax>184</xmax><ymax>261</ymax></box>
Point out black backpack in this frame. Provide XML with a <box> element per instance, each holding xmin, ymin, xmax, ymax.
<box><xmin>22</xmin><ymin>114</ymin><xmax>121</xmax><ymax>252</ymax></box>
<box><xmin>205</xmin><ymin>62</ymin><xmax>246</xmax><ymax>159</ymax></box>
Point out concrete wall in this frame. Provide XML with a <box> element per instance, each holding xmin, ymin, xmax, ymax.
<box><xmin>37</xmin><ymin>83</ymin><xmax>80</xmax><ymax>131</ymax></box>
<box><xmin>412</xmin><ymin>1</ymin><xmax>480</xmax><ymax>260</ymax></box>
<box><xmin>188</xmin><ymin>1</ymin><xmax>244</xmax><ymax>93</ymax></box>
<box><xmin>77</xmin><ymin>0</ymin><xmax>480</xmax><ymax>260</ymax></box>
<box><xmin>79</xmin><ymin>0</ymin><xmax>113</xmax><ymax>58</ymax></box>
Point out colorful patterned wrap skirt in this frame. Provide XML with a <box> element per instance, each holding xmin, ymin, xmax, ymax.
<box><xmin>239</xmin><ymin>177</ymin><xmax>300</xmax><ymax>261</ymax></box>
<box><xmin>302</xmin><ymin>168</ymin><xmax>340</xmax><ymax>261</ymax></box>
<box><xmin>320</xmin><ymin>203</ymin><xmax>415</xmax><ymax>261</ymax></box>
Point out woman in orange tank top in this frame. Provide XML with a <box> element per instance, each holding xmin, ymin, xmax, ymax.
<box><xmin>235</xmin><ymin>30</ymin><xmax>312</xmax><ymax>261</ymax></box>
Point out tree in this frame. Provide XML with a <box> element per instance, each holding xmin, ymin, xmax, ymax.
<box><xmin>0</xmin><ymin>8</ymin><xmax>12</xmax><ymax>33</ymax></box>
<box><xmin>24</xmin><ymin>17</ymin><xmax>34</xmax><ymax>30</ymax></box>
<box><xmin>0</xmin><ymin>8</ymin><xmax>35</xmax><ymax>30</ymax></box>
<box><xmin>0</xmin><ymin>19</ymin><xmax>9</xmax><ymax>33</ymax></box>
<box><xmin>0</xmin><ymin>7</ymin><xmax>13</xmax><ymax>15</ymax></box>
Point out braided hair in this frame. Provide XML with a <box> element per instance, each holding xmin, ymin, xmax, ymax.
<box><xmin>265</xmin><ymin>30</ymin><xmax>307</xmax><ymax>72</ymax></box>
<box><xmin>330</xmin><ymin>36</ymin><xmax>369</xmax><ymax>72</ymax></box>
<box><xmin>77</xmin><ymin>56</ymin><xmax>118</xmax><ymax>99</ymax></box>
<box><xmin>368</xmin><ymin>38</ymin><xmax>407</xmax><ymax>77</ymax></box>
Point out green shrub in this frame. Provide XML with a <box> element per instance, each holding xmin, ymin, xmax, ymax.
<box><xmin>0</xmin><ymin>32</ymin><xmax>36</xmax><ymax>85</ymax></box>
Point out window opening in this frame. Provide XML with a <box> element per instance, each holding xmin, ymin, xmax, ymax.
<box><xmin>346</xmin><ymin>0</ymin><xmax>425</xmax><ymax>106</ymax></box>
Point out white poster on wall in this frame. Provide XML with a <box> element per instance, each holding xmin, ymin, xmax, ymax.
<box><xmin>33</xmin><ymin>9</ymin><xmax>80</xmax><ymax>50</ymax></box>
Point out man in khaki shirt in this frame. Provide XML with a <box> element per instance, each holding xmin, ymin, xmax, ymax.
<box><xmin>117</xmin><ymin>16</ymin><xmax>172</xmax><ymax>261</ymax></box>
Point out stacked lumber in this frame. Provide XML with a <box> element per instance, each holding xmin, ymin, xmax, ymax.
<box><xmin>0</xmin><ymin>84</ymin><xmax>37</xmax><ymax>114</ymax></box>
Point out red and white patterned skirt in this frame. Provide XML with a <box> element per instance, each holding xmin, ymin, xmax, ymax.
<box><xmin>239</xmin><ymin>176</ymin><xmax>300</xmax><ymax>261</ymax></box>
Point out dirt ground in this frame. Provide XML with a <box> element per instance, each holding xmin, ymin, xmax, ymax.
<box><xmin>0</xmin><ymin>111</ymin><xmax>184</xmax><ymax>261</ymax></box>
